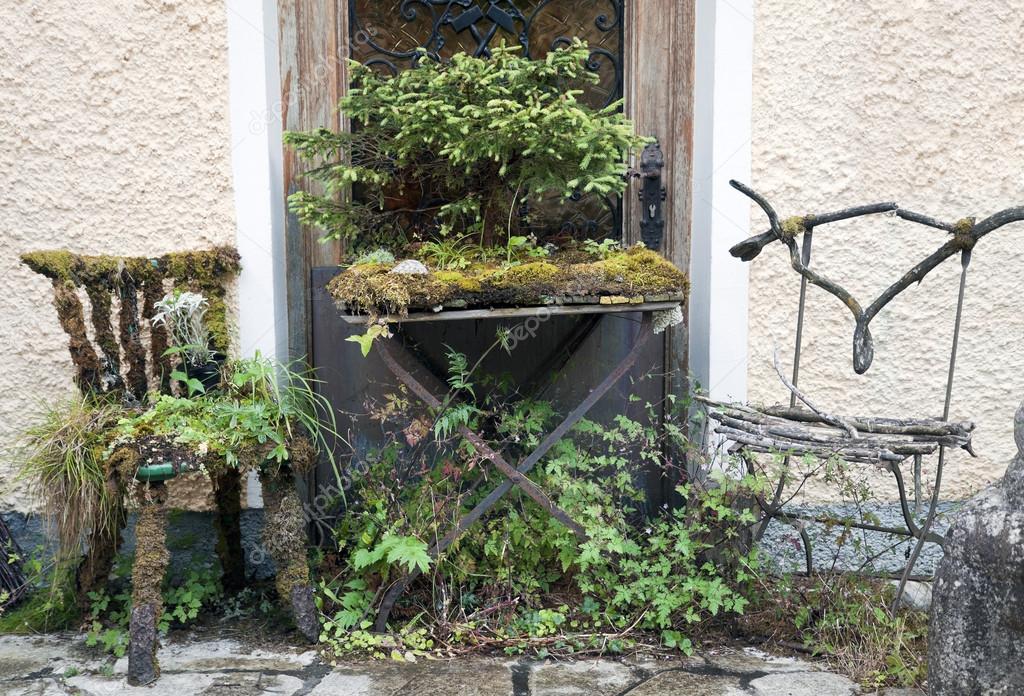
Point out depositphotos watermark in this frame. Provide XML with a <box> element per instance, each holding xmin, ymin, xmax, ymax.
<box><xmin>245</xmin><ymin>459</ymin><xmax>369</xmax><ymax>565</ymax></box>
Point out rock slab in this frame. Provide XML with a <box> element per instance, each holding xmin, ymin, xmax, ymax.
<box><xmin>929</xmin><ymin>401</ymin><xmax>1024</xmax><ymax>694</ymax></box>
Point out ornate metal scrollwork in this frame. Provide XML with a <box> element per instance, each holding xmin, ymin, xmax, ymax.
<box><xmin>350</xmin><ymin>0</ymin><xmax>625</xmax><ymax>107</ymax></box>
<box><xmin>349</xmin><ymin>0</ymin><xmax>628</xmax><ymax>241</ymax></box>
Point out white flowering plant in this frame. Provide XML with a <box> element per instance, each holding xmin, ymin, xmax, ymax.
<box><xmin>151</xmin><ymin>291</ymin><xmax>214</xmax><ymax>367</ymax></box>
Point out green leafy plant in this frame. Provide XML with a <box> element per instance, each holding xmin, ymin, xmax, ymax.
<box><xmin>285</xmin><ymin>40</ymin><xmax>646</xmax><ymax>250</ymax></box>
<box><xmin>583</xmin><ymin>238</ymin><xmax>621</xmax><ymax>260</ymax></box>
<box><xmin>84</xmin><ymin>557</ymin><xmax>222</xmax><ymax>657</ymax></box>
<box><xmin>352</xmin><ymin>249</ymin><xmax>397</xmax><ymax>267</ymax></box>
<box><xmin>113</xmin><ymin>353</ymin><xmax>339</xmax><ymax>473</ymax></box>
<box><xmin>346</xmin><ymin>324</ymin><xmax>392</xmax><ymax>358</ymax></box>
<box><xmin>317</xmin><ymin>352</ymin><xmax>761</xmax><ymax>659</ymax></box>
<box><xmin>418</xmin><ymin>236</ymin><xmax>475</xmax><ymax>270</ymax></box>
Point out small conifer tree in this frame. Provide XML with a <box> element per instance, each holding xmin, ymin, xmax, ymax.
<box><xmin>284</xmin><ymin>40</ymin><xmax>645</xmax><ymax>251</ymax></box>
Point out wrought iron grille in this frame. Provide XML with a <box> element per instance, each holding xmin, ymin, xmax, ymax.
<box><xmin>350</xmin><ymin>1</ymin><xmax>624</xmax><ymax>107</ymax></box>
<box><xmin>348</xmin><ymin>0</ymin><xmax>628</xmax><ymax>240</ymax></box>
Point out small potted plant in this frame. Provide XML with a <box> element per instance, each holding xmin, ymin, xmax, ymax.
<box><xmin>151</xmin><ymin>290</ymin><xmax>223</xmax><ymax>391</ymax></box>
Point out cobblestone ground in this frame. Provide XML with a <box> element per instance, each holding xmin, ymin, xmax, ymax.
<box><xmin>0</xmin><ymin>635</ymin><xmax>923</xmax><ymax>695</ymax></box>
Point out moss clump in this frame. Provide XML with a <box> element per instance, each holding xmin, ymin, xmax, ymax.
<box><xmin>953</xmin><ymin>217</ymin><xmax>976</xmax><ymax>250</ymax></box>
<box><xmin>328</xmin><ymin>264</ymin><xmax>456</xmax><ymax>316</ymax></box>
<box><xmin>21</xmin><ymin>251</ymin><xmax>81</xmax><ymax>284</ymax></box>
<box><xmin>488</xmin><ymin>261</ymin><xmax>560</xmax><ymax>288</ymax></box>
<box><xmin>433</xmin><ymin>271</ymin><xmax>483</xmax><ymax>293</ymax></box>
<box><xmin>590</xmin><ymin>247</ymin><xmax>690</xmax><ymax>295</ymax></box>
<box><xmin>287</xmin><ymin>437</ymin><xmax>317</xmax><ymax>475</ymax></box>
<box><xmin>780</xmin><ymin>216</ymin><xmax>807</xmax><ymax>240</ymax></box>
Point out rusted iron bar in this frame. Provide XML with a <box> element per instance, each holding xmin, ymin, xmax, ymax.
<box><xmin>892</xmin><ymin>249</ymin><xmax>972</xmax><ymax>610</ymax></box>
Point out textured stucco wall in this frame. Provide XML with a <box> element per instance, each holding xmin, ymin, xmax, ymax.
<box><xmin>748</xmin><ymin>1</ymin><xmax>1024</xmax><ymax>499</ymax></box>
<box><xmin>0</xmin><ymin>0</ymin><xmax>236</xmax><ymax>512</ymax></box>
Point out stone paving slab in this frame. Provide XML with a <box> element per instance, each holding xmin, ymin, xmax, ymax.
<box><xmin>0</xmin><ymin>635</ymin><xmax>923</xmax><ymax>696</ymax></box>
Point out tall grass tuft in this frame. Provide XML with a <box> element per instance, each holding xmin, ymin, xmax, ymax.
<box><xmin>17</xmin><ymin>396</ymin><xmax>123</xmax><ymax>561</ymax></box>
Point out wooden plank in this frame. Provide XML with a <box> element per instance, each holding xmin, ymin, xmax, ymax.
<box><xmin>335</xmin><ymin>301</ymin><xmax>681</xmax><ymax>325</ymax></box>
<box><xmin>278</xmin><ymin>0</ymin><xmax>348</xmax><ymax>361</ymax></box>
<box><xmin>625</xmin><ymin>0</ymin><xmax>696</xmax><ymax>502</ymax></box>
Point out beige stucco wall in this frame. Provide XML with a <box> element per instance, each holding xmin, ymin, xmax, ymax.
<box><xmin>748</xmin><ymin>1</ymin><xmax>1024</xmax><ymax>500</ymax></box>
<box><xmin>0</xmin><ymin>0</ymin><xmax>236</xmax><ymax>512</ymax></box>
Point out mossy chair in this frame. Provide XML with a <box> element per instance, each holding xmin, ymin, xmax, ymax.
<box><xmin>22</xmin><ymin>249</ymin><xmax>318</xmax><ymax>685</ymax></box>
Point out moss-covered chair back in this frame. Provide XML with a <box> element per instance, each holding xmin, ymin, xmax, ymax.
<box><xmin>21</xmin><ymin>248</ymin><xmax>240</xmax><ymax>400</ymax></box>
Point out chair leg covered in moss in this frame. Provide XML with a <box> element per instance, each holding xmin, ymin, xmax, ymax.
<box><xmin>127</xmin><ymin>482</ymin><xmax>169</xmax><ymax>687</ymax></box>
<box><xmin>259</xmin><ymin>468</ymin><xmax>318</xmax><ymax>643</ymax></box>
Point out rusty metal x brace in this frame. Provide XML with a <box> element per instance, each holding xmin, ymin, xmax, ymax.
<box><xmin>371</xmin><ymin>312</ymin><xmax>655</xmax><ymax>631</ymax></box>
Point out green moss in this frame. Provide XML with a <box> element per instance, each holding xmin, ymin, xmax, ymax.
<box><xmin>488</xmin><ymin>262</ymin><xmax>560</xmax><ymax>288</ymax></box>
<box><xmin>260</xmin><ymin>475</ymin><xmax>311</xmax><ymax>603</ymax></box>
<box><xmin>161</xmin><ymin>247</ymin><xmax>241</xmax><ymax>284</ymax></box>
<box><xmin>434</xmin><ymin>271</ymin><xmax>483</xmax><ymax>293</ymax></box>
<box><xmin>131</xmin><ymin>490</ymin><xmax>169</xmax><ymax>609</ymax></box>
<box><xmin>328</xmin><ymin>246</ymin><xmax>688</xmax><ymax>315</ymax></box>
<box><xmin>21</xmin><ymin>247</ymin><xmax>240</xmax><ymax>289</ymax></box>
<box><xmin>328</xmin><ymin>265</ymin><xmax>454</xmax><ymax>316</ymax></box>
<box><xmin>780</xmin><ymin>216</ymin><xmax>807</xmax><ymax>239</ymax></box>
<box><xmin>953</xmin><ymin>218</ymin><xmax>976</xmax><ymax>250</ymax></box>
<box><xmin>20</xmin><ymin>250</ymin><xmax>81</xmax><ymax>283</ymax></box>
<box><xmin>591</xmin><ymin>247</ymin><xmax>690</xmax><ymax>294</ymax></box>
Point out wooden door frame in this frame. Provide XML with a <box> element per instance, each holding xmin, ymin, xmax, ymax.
<box><xmin>276</xmin><ymin>1</ymin><xmax>697</xmax><ymax>370</ymax></box>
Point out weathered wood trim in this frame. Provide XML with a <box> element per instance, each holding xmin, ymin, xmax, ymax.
<box><xmin>278</xmin><ymin>0</ymin><xmax>348</xmax><ymax>362</ymax></box>
<box><xmin>625</xmin><ymin>0</ymin><xmax>696</xmax><ymax>445</ymax></box>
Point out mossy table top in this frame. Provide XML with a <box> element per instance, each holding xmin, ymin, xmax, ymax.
<box><xmin>328</xmin><ymin>246</ymin><xmax>689</xmax><ymax>322</ymax></box>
